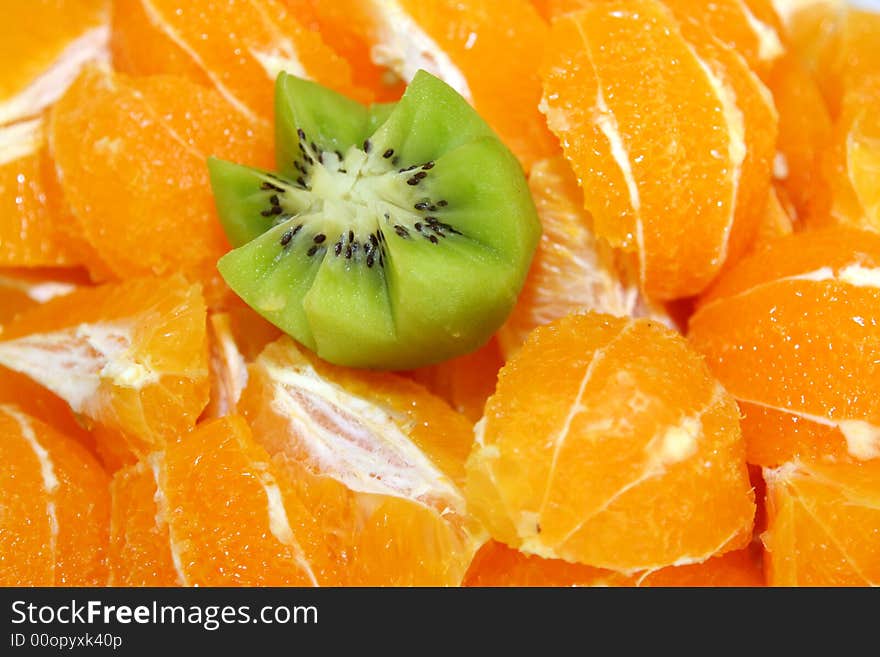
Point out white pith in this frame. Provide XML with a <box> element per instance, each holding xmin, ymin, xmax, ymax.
<box><xmin>0</xmin><ymin>322</ymin><xmax>157</xmax><ymax>414</ymax></box>
<box><xmin>366</xmin><ymin>0</ymin><xmax>473</xmax><ymax>102</ymax></box>
<box><xmin>736</xmin><ymin>0</ymin><xmax>786</xmax><ymax>62</ymax></box>
<box><xmin>2</xmin><ymin>405</ymin><xmax>59</xmax><ymax>581</ymax></box>
<box><xmin>262</xmin><ymin>356</ymin><xmax>465</xmax><ymax>515</ymax></box>
<box><xmin>149</xmin><ymin>455</ymin><xmax>188</xmax><ymax>587</ymax></box>
<box><xmin>0</xmin><ymin>117</ymin><xmax>43</xmax><ymax>167</ymax></box>
<box><xmin>0</xmin><ymin>277</ymin><xmax>77</xmax><ymax>304</ymax></box>
<box><xmin>0</xmin><ymin>26</ymin><xmax>109</xmax><ymax>126</ymax></box>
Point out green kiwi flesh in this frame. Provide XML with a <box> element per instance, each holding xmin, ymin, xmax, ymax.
<box><xmin>212</xmin><ymin>70</ymin><xmax>540</xmax><ymax>370</ymax></box>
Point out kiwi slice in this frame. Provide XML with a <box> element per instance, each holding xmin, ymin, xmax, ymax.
<box><xmin>210</xmin><ymin>70</ymin><xmax>540</xmax><ymax>370</ymax></box>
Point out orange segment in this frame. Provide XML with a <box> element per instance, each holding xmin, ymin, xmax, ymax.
<box><xmin>0</xmin><ymin>275</ymin><xmax>209</xmax><ymax>463</ymax></box>
<box><xmin>48</xmin><ymin>66</ymin><xmax>272</xmax><ymax>300</ymax></box>
<box><xmin>662</xmin><ymin>0</ymin><xmax>786</xmax><ymax>79</ymax></box>
<box><xmin>203</xmin><ymin>307</ymin><xmax>280</xmax><ymax>419</ymax></box>
<box><xmin>407</xmin><ymin>337</ymin><xmax>505</xmax><ymax>424</ymax></box>
<box><xmin>0</xmin><ymin>268</ymin><xmax>81</xmax><ymax>324</ymax></box>
<box><xmin>239</xmin><ymin>336</ymin><xmax>485</xmax><ymax>585</ymax></box>
<box><xmin>0</xmin><ymin>406</ymin><xmax>109</xmax><ymax>586</ymax></box>
<box><xmin>109</xmin><ymin>460</ymin><xmax>179</xmax><ymax>586</ymax></box>
<box><xmin>689</xmin><ymin>227</ymin><xmax>880</xmax><ymax>466</ymax></box>
<box><xmin>466</xmin><ymin>313</ymin><xmax>754</xmax><ymax>572</ymax></box>
<box><xmin>754</xmin><ymin>186</ymin><xmax>795</xmax><ymax>249</ymax></box>
<box><xmin>360</xmin><ymin>0</ymin><xmax>558</xmax><ymax>170</ymax></box>
<box><xmin>111</xmin><ymin>0</ymin><xmax>368</xmax><ymax>122</ymax></box>
<box><xmin>0</xmin><ymin>118</ymin><xmax>79</xmax><ymax>267</ymax></box>
<box><xmin>767</xmin><ymin>55</ymin><xmax>832</xmax><ymax>224</ymax></box>
<box><xmin>464</xmin><ymin>540</ymin><xmax>764</xmax><ymax>586</ymax></box>
<box><xmin>283</xmin><ymin>0</ymin><xmax>405</xmax><ymax>101</ymax></box>
<box><xmin>764</xmin><ymin>459</ymin><xmax>880</xmax><ymax>586</ymax></box>
<box><xmin>111</xmin><ymin>416</ymin><xmax>333</xmax><ymax>586</ymax></box>
<box><xmin>540</xmin><ymin>1</ymin><xmax>763</xmax><ymax>299</ymax></box>
<box><xmin>0</xmin><ymin>0</ymin><xmax>109</xmax><ymax>125</ymax></box>
<box><xmin>497</xmin><ymin>156</ymin><xmax>655</xmax><ymax>357</ymax></box>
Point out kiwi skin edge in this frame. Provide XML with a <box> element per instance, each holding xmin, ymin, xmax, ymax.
<box><xmin>211</xmin><ymin>70</ymin><xmax>541</xmax><ymax>370</ymax></box>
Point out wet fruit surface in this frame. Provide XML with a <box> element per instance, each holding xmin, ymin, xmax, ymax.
<box><xmin>1</xmin><ymin>0</ymin><xmax>879</xmax><ymax>588</ymax></box>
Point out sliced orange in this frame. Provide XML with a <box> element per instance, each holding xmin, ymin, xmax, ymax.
<box><xmin>540</xmin><ymin>1</ymin><xmax>774</xmax><ymax>300</ymax></box>
<box><xmin>110</xmin><ymin>415</ymin><xmax>334</xmax><ymax>586</ymax></box>
<box><xmin>689</xmin><ymin>227</ymin><xmax>880</xmax><ymax>466</ymax></box>
<box><xmin>466</xmin><ymin>313</ymin><xmax>755</xmax><ymax>572</ymax></box>
<box><xmin>48</xmin><ymin>66</ymin><xmax>273</xmax><ymax>301</ymax></box>
<box><xmin>239</xmin><ymin>336</ymin><xmax>485</xmax><ymax>585</ymax></box>
<box><xmin>753</xmin><ymin>186</ymin><xmax>795</xmax><ymax>248</ymax></box>
<box><xmin>356</xmin><ymin>0</ymin><xmax>558</xmax><ymax>171</ymax></box>
<box><xmin>497</xmin><ymin>156</ymin><xmax>654</xmax><ymax>357</ymax></box>
<box><xmin>0</xmin><ymin>0</ymin><xmax>109</xmax><ymax>125</ymax></box>
<box><xmin>0</xmin><ymin>275</ymin><xmax>209</xmax><ymax>466</ymax></box>
<box><xmin>0</xmin><ymin>405</ymin><xmax>109</xmax><ymax>585</ymax></box>
<box><xmin>464</xmin><ymin>541</ymin><xmax>764</xmax><ymax>586</ymax></box>
<box><xmin>764</xmin><ymin>459</ymin><xmax>880</xmax><ymax>586</ymax></box>
<box><xmin>111</xmin><ymin>0</ymin><xmax>368</xmax><ymax>123</ymax></box>
<box><xmin>407</xmin><ymin>337</ymin><xmax>505</xmax><ymax>424</ymax></box>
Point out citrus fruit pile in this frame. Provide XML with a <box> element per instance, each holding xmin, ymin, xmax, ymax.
<box><xmin>1</xmin><ymin>0</ymin><xmax>879</xmax><ymax>587</ymax></box>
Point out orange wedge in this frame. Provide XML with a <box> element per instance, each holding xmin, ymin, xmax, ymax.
<box><xmin>497</xmin><ymin>156</ymin><xmax>651</xmax><ymax>357</ymax></box>
<box><xmin>764</xmin><ymin>459</ymin><xmax>880</xmax><ymax>586</ymax></box>
<box><xmin>239</xmin><ymin>336</ymin><xmax>485</xmax><ymax>585</ymax></box>
<box><xmin>466</xmin><ymin>313</ymin><xmax>755</xmax><ymax>572</ymax></box>
<box><xmin>48</xmin><ymin>66</ymin><xmax>273</xmax><ymax>301</ymax></box>
<box><xmin>0</xmin><ymin>275</ymin><xmax>209</xmax><ymax>466</ymax></box>
<box><xmin>110</xmin><ymin>415</ymin><xmax>334</xmax><ymax>586</ymax></box>
<box><xmin>464</xmin><ymin>541</ymin><xmax>764</xmax><ymax>586</ymax></box>
<box><xmin>0</xmin><ymin>0</ymin><xmax>109</xmax><ymax>125</ymax></box>
<box><xmin>0</xmin><ymin>405</ymin><xmax>109</xmax><ymax>585</ymax></box>
<box><xmin>690</xmin><ymin>227</ymin><xmax>880</xmax><ymax>466</ymax></box>
<box><xmin>355</xmin><ymin>0</ymin><xmax>558</xmax><ymax>170</ymax></box>
<box><xmin>540</xmin><ymin>0</ymin><xmax>775</xmax><ymax>300</ymax></box>
<box><xmin>111</xmin><ymin>0</ymin><xmax>368</xmax><ymax>123</ymax></box>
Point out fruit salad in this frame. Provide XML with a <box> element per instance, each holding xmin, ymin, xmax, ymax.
<box><xmin>1</xmin><ymin>0</ymin><xmax>879</xmax><ymax>587</ymax></box>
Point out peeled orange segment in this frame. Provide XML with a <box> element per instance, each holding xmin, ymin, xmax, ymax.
<box><xmin>239</xmin><ymin>336</ymin><xmax>485</xmax><ymax>585</ymax></box>
<box><xmin>0</xmin><ymin>405</ymin><xmax>109</xmax><ymax>586</ymax></box>
<box><xmin>0</xmin><ymin>268</ymin><xmax>80</xmax><ymax>324</ymax></box>
<box><xmin>283</xmin><ymin>0</ymin><xmax>405</xmax><ymax>101</ymax></box>
<box><xmin>109</xmin><ymin>460</ymin><xmax>179</xmax><ymax>586</ymax></box>
<box><xmin>754</xmin><ymin>186</ymin><xmax>795</xmax><ymax>249</ymax></box>
<box><xmin>763</xmin><ymin>459</ymin><xmax>880</xmax><ymax>586</ymax></box>
<box><xmin>662</xmin><ymin>0</ymin><xmax>786</xmax><ymax>79</ymax></box>
<box><xmin>689</xmin><ymin>227</ymin><xmax>880</xmax><ymax>466</ymax></box>
<box><xmin>111</xmin><ymin>416</ymin><xmax>333</xmax><ymax>586</ymax></box>
<box><xmin>0</xmin><ymin>275</ymin><xmax>209</xmax><ymax>461</ymax></box>
<box><xmin>466</xmin><ymin>313</ymin><xmax>755</xmax><ymax>572</ymax></box>
<box><xmin>111</xmin><ymin>0</ymin><xmax>368</xmax><ymax>123</ymax></box>
<box><xmin>767</xmin><ymin>55</ymin><xmax>832</xmax><ymax>224</ymax></box>
<box><xmin>0</xmin><ymin>0</ymin><xmax>109</xmax><ymax>125</ymax></box>
<box><xmin>464</xmin><ymin>540</ymin><xmax>764</xmax><ymax>587</ymax></box>
<box><xmin>498</xmin><ymin>156</ymin><xmax>665</xmax><ymax>357</ymax></box>
<box><xmin>359</xmin><ymin>0</ymin><xmax>558</xmax><ymax>170</ymax></box>
<box><xmin>669</xmin><ymin>12</ymin><xmax>779</xmax><ymax>267</ymax></box>
<box><xmin>407</xmin><ymin>337</ymin><xmax>505</xmax><ymax>424</ymax></box>
<box><xmin>48</xmin><ymin>66</ymin><xmax>272</xmax><ymax>300</ymax></box>
<box><xmin>203</xmin><ymin>308</ymin><xmax>280</xmax><ymax>419</ymax></box>
<box><xmin>0</xmin><ymin>119</ymin><xmax>79</xmax><ymax>267</ymax></box>
<box><xmin>464</xmin><ymin>541</ymin><xmax>633</xmax><ymax>587</ymax></box>
<box><xmin>540</xmin><ymin>1</ymin><xmax>751</xmax><ymax>300</ymax></box>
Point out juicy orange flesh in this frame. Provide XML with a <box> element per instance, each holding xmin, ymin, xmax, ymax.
<box><xmin>467</xmin><ymin>313</ymin><xmax>754</xmax><ymax>572</ymax></box>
